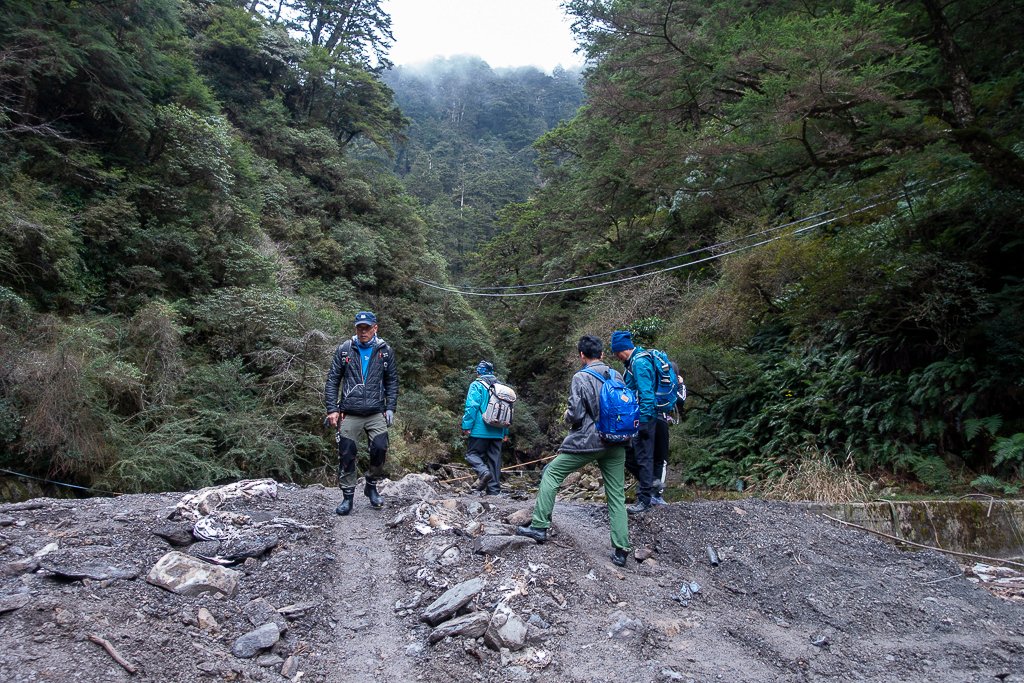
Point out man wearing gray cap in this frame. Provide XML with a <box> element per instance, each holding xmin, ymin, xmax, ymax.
<box><xmin>325</xmin><ymin>311</ymin><xmax>399</xmax><ymax>515</ymax></box>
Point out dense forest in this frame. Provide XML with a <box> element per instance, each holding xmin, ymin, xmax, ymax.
<box><xmin>2</xmin><ymin>0</ymin><xmax>1022</xmax><ymax>498</ymax></box>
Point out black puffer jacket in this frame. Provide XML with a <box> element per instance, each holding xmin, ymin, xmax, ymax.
<box><xmin>324</xmin><ymin>337</ymin><xmax>398</xmax><ymax>416</ymax></box>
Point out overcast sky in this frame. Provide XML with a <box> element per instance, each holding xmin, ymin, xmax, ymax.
<box><xmin>382</xmin><ymin>0</ymin><xmax>584</xmax><ymax>72</ymax></box>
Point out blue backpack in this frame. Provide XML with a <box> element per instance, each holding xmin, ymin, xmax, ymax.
<box><xmin>581</xmin><ymin>367</ymin><xmax>640</xmax><ymax>443</ymax></box>
<box><xmin>635</xmin><ymin>349</ymin><xmax>682</xmax><ymax>412</ymax></box>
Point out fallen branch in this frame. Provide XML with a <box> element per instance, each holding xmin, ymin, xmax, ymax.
<box><xmin>87</xmin><ymin>634</ymin><xmax>138</xmax><ymax>674</ymax></box>
<box><xmin>821</xmin><ymin>514</ymin><xmax>1024</xmax><ymax>571</ymax></box>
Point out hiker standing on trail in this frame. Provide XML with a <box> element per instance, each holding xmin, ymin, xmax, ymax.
<box><xmin>460</xmin><ymin>360</ymin><xmax>509</xmax><ymax>496</ymax></box>
<box><xmin>325</xmin><ymin>311</ymin><xmax>398</xmax><ymax>516</ymax></box>
<box><xmin>516</xmin><ymin>335</ymin><xmax>631</xmax><ymax>567</ymax></box>
<box><xmin>611</xmin><ymin>329</ymin><xmax>658</xmax><ymax>514</ymax></box>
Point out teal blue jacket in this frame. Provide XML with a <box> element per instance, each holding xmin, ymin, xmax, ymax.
<box><xmin>460</xmin><ymin>375</ymin><xmax>509</xmax><ymax>439</ymax></box>
<box><xmin>623</xmin><ymin>346</ymin><xmax>657</xmax><ymax>423</ymax></box>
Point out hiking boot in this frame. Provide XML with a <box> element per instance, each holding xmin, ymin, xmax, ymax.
<box><xmin>627</xmin><ymin>499</ymin><xmax>652</xmax><ymax>515</ymax></box>
<box><xmin>611</xmin><ymin>548</ymin><xmax>628</xmax><ymax>567</ymax></box>
<box><xmin>486</xmin><ymin>488</ymin><xmax>508</xmax><ymax>497</ymax></box>
<box><xmin>335</xmin><ymin>489</ymin><xmax>355</xmax><ymax>516</ymax></box>
<box><xmin>515</xmin><ymin>526</ymin><xmax>547</xmax><ymax>543</ymax></box>
<box><xmin>650</xmin><ymin>495</ymin><xmax>668</xmax><ymax>506</ymax></box>
<box><xmin>472</xmin><ymin>471</ymin><xmax>492</xmax><ymax>491</ymax></box>
<box><xmin>364</xmin><ymin>481</ymin><xmax>383</xmax><ymax>509</ymax></box>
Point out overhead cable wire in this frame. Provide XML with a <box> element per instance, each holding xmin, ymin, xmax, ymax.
<box><xmin>417</xmin><ymin>175</ymin><xmax>958</xmax><ymax>296</ymax></box>
<box><xmin>452</xmin><ymin>209</ymin><xmax>835</xmax><ymax>292</ymax></box>
<box><xmin>432</xmin><ymin>176</ymin><xmax>952</xmax><ymax>293</ymax></box>
<box><xmin>414</xmin><ymin>187</ymin><xmax>927</xmax><ymax>298</ymax></box>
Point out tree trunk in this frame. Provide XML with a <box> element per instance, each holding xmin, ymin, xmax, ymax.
<box><xmin>920</xmin><ymin>0</ymin><xmax>1024</xmax><ymax>191</ymax></box>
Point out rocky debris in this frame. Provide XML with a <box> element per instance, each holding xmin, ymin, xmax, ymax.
<box><xmin>243</xmin><ymin>597</ymin><xmax>288</xmax><ymax>632</ymax></box>
<box><xmin>504</xmin><ymin>508</ymin><xmax>533</xmax><ymax>527</ymax></box>
<box><xmin>0</xmin><ymin>592</ymin><xmax>31</xmax><ymax>613</ymax></box>
<box><xmin>379</xmin><ymin>473</ymin><xmax>439</xmax><ymax>500</ymax></box>
<box><xmin>152</xmin><ymin>523</ymin><xmax>194</xmax><ymax>546</ymax></box>
<box><xmin>476</xmin><ymin>521</ymin><xmax>518</xmax><ymax>536</ymax></box>
<box><xmin>171</xmin><ymin>480</ymin><xmax>309</xmax><ymax>565</ymax></box>
<box><xmin>634</xmin><ymin>547</ymin><xmax>654</xmax><ymax>562</ymax></box>
<box><xmin>394</xmin><ymin>591</ymin><xmax>423</xmax><ymax>612</ymax></box>
<box><xmin>146</xmin><ymin>551</ymin><xmax>240</xmax><ymax>597</ymax></box>
<box><xmin>3</xmin><ymin>484</ymin><xmax>1024</xmax><ymax>683</ymax></box>
<box><xmin>213</xmin><ymin>534</ymin><xmax>280</xmax><ymax>564</ymax></box>
<box><xmin>484</xmin><ymin>604</ymin><xmax>527</xmax><ymax>651</ymax></box>
<box><xmin>196</xmin><ymin>607</ymin><xmax>219</xmax><ymax>631</ymax></box>
<box><xmin>967</xmin><ymin>563</ymin><xmax>1024</xmax><ymax>602</ymax></box>
<box><xmin>38</xmin><ymin>560</ymin><xmax>139</xmax><ymax>581</ymax></box>
<box><xmin>423</xmin><ymin>542</ymin><xmax>460</xmax><ymax>566</ymax></box>
<box><xmin>1</xmin><ymin>557</ymin><xmax>39</xmax><ymax>576</ymax></box>
<box><xmin>499</xmin><ymin>647</ymin><xmax>552</xmax><ymax>669</ymax></box>
<box><xmin>176</xmin><ymin>479</ymin><xmax>279</xmax><ymax>521</ymax></box>
<box><xmin>277</xmin><ymin>601</ymin><xmax>319</xmax><ymax>619</ymax></box>
<box><xmin>608</xmin><ymin>611</ymin><xmax>644</xmax><ymax>639</ymax></box>
<box><xmin>0</xmin><ymin>515</ymin><xmax>15</xmax><ymax>526</ymax></box>
<box><xmin>671</xmin><ymin>581</ymin><xmax>701</xmax><ymax>606</ymax></box>
<box><xmin>186</xmin><ymin>540</ymin><xmax>221</xmax><ymax>559</ymax></box>
<box><xmin>420</xmin><ymin>576</ymin><xmax>486</xmax><ymax>625</ymax></box>
<box><xmin>427</xmin><ymin>610</ymin><xmax>490</xmax><ymax>644</ymax></box>
<box><xmin>472</xmin><ymin>535</ymin><xmax>535</xmax><ymax>556</ymax></box>
<box><xmin>256</xmin><ymin>653</ymin><xmax>283</xmax><ymax>667</ymax></box>
<box><xmin>230</xmin><ymin>622</ymin><xmax>281</xmax><ymax>658</ymax></box>
<box><xmin>280</xmin><ymin>654</ymin><xmax>300</xmax><ymax>678</ymax></box>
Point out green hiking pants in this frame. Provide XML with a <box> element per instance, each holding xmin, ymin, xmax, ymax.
<box><xmin>530</xmin><ymin>445</ymin><xmax>630</xmax><ymax>551</ymax></box>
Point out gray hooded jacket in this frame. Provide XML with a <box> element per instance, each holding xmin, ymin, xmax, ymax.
<box><xmin>558</xmin><ymin>360</ymin><xmax>613</xmax><ymax>454</ymax></box>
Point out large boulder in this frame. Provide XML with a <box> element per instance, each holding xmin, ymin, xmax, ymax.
<box><xmin>146</xmin><ymin>551</ymin><xmax>240</xmax><ymax>597</ymax></box>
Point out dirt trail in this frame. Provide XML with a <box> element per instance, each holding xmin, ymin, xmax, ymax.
<box><xmin>1</xmin><ymin>481</ymin><xmax>1022</xmax><ymax>682</ymax></box>
<box><xmin>320</xmin><ymin>501</ymin><xmax>418</xmax><ymax>681</ymax></box>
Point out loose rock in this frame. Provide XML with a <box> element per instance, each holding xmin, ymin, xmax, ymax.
<box><xmin>484</xmin><ymin>604</ymin><xmax>528</xmax><ymax>651</ymax></box>
<box><xmin>230</xmin><ymin>623</ymin><xmax>280</xmax><ymax>658</ymax></box>
<box><xmin>0</xmin><ymin>593</ymin><xmax>31</xmax><ymax>613</ymax></box>
<box><xmin>244</xmin><ymin>597</ymin><xmax>288</xmax><ymax>632</ymax></box>
<box><xmin>472</xmin><ymin>535</ymin><xmax>534</xmax><ymax>556</ymax></box>
<box><xmin>420</xmin><ymin>577</ymin><xmax>485</xmax><ymax>625</ymax></box>
<box><xmin>280</xmin><ymin>654</ymin><xmax>299</xmax><ymax>679</ymax></box>
<box><xmin>38</xmin><ymin>560</ymin><xmax>139</xmax><ymax>582</ymax></box>
<box><xmin>427</xmin><ymin>611</ymin><xmax>490</xmax><ymax>644</ymax></box>
<box><xmin>197</xmin><ymin>607</ymin><xmax>219</xmax><ymax>631</ymax></box>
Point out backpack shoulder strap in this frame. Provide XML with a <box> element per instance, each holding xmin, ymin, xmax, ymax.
<box><xmin>580</xmin><ymin>367</ymin><xmax>608</xmax><ymax>383</ymax></box>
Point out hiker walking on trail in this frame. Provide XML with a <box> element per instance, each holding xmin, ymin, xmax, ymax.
<box><xmin>460</xmin><ymin>360</ymin><xmax>509</xmax><ymax>496</ymax></box>
<box><xmin>611</xmin><ymin>329</ymin><xmax>658</xmax><ymax>514</ymax></box>
<box><xmin>325</xmin><ymin>311</ymin><xmax>398</xmax><ymax>516</ymax></box>
<box><xmin>516</xmin><ymin>335</ymin><xmax>631</xmax><ymax>567</ymax></box>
